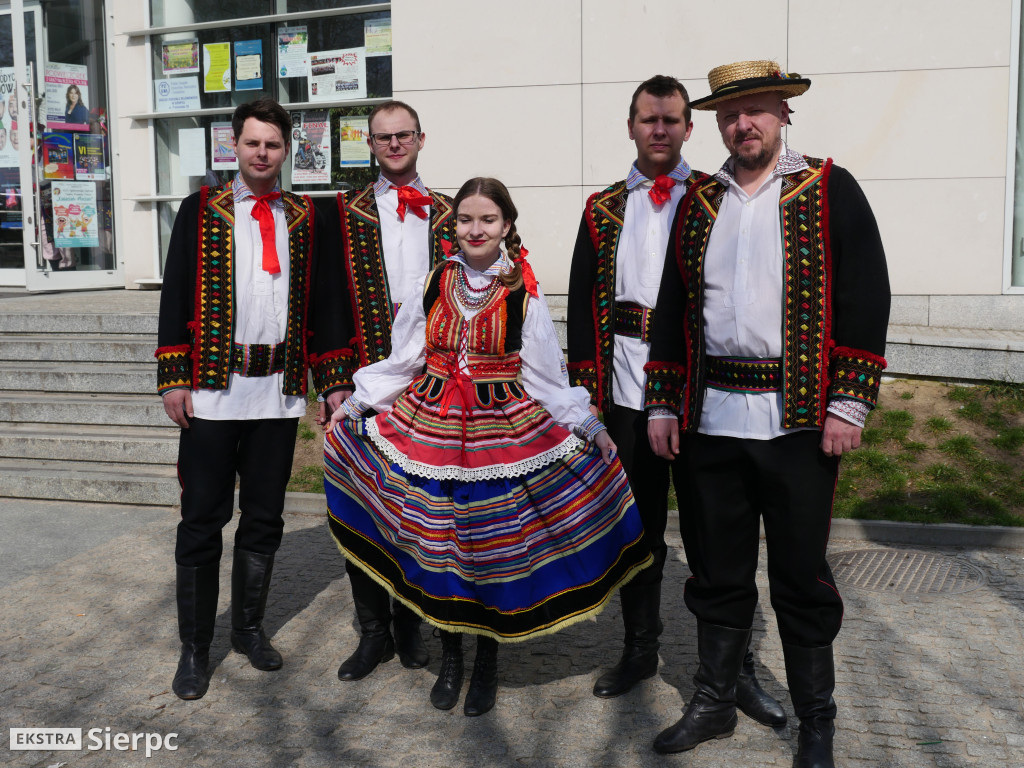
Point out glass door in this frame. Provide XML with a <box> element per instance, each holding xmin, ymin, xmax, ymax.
<box><xmin>6</xmin><ymin>0</ymin><xmax>122</xmax><ymax>291</ymax></box>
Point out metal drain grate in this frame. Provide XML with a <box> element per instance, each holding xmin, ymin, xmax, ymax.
<box><xmin>830</xmin><ymin>550</ymin><xmax>986</xmax><ymax>594</ymax></box>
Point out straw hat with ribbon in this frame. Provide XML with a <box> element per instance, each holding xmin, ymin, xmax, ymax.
<box><xmin>691</xmin><ymin>60</ymin><xmax>810</xmax><ymax>111</ymax></box>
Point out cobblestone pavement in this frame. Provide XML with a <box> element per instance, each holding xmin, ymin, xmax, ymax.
<box><xmin>2</xmin><ymin>508</ymin><xmax>1022</xmax><ymax>768</ymax></box>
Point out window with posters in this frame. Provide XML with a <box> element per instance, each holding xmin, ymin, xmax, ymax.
<box><xmin>143</xmin><ymin>1</ymin><xmax>393</xmax><ymax>273</ymax></box>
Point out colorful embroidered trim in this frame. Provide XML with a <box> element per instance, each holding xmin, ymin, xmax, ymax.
<box><xmin>614</xmin><ymin>302</ymin><xmax>654</xmax><ymax>343</ymax></box>
<box><xmin>642</xmin><ymin>361</ymin><xmax>687</xmax><ymax>410</ymax></box>
<box><xmin>705</xmin><ymin>356</ymin><xmax>781</xmax><ymax>393</ymax></box>
<box><xmin>155</xmin><ymin>344</ymin><xmax>191</xmax><ymax>394</ymax></box>
<box><xmin>830</xmin><ymin>348</ymin><xmax>886</xmax><ymax>407</ymax></box>
<box><xmin>310</xmin><ymin>348</ymin><xmax>358</xmax><ymax>393</ymax></box>
<box><xmin>229</xmin><ymin>341</ymin><xmax>286</xmax><ymax>378</ymax></box>
<box><xmin>568</xmin><ymin>360</ymin><xmax>598</xmax><ymax>405</ymax></box>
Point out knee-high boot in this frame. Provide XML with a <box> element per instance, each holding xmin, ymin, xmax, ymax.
<box><xmin>783</xmin><ymin>643</ymin><xmax>836</xmax><ymax>768</ymax></box>
<box><xmin>230</xmin><ymin>549</ymin><xmax>283</xmax><ymax>670</ymax></box>
<box><xmin>392</xmin><ymin>599</ymin><xmax>429</xmax><ymax>669</ymax></box>
<box><xmin>337</xmin><ymin>566</ymin><xmax>394</xmax><ymax>681</ymax></box>
<box><xmin>592</xmin><ymin>582</ymin><xmax>662</xmax><ymax>698</ymax></box>
<box><xmin>430</xmin><ymin>631</ymin><xmax>464</xmax><ymax>710</ymax></box>
<box><xmin>464</xmin><ymin>636</ymin><xmax>499</xmax><ymax>717</ymax></box>
<box><xmin>737</xmin><ymin>648</ymin><xmax>787</xmax><ymax>726</ymax></box>
<box><xmin>172</xmin><ymin>563</ymin><xmax>219</xmax><ymax>700</ymax></box>
<box><xmin>653</xmin><ymin>622</ymin><xmax>749</xmax><ymax>754</ymax></box>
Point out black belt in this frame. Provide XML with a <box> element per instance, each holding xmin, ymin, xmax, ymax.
<box><xmin>230</xmin><ymin>341</ymin><xmax>286</xmax><ymax>377</ymax></box>
<box><xmin>614</xmin><ymin>303</ymin><xmax>654</xmax><ymax>343</ymax></box>
<box><xmin>705</xmin><ymin>356</ymin><xmax>781</xmax><ymax>393</ymax></box>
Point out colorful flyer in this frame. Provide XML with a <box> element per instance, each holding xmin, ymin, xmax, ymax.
<box><xmin>337</xmin><ymin>116</ymin><xmax>370</xmax><ymax>167</ymax></box>
<box><xmin>307</xmin><ymin>47</ymin><xmax>366</xmax><ymax>102</ymax></box>
<box><xmin>203</xmin><ymin>42</ymin><xmax>231</xmax><ymax>93</ymax></box>
<box><xmin>73</xmin><ymin>133</ymin><xmax>106</xmax><ymax>181</ymax></box>
<box><xmin>162</xmin><ymin>40</ymin><xmax>200</xmax><ymax>75</ymax></box>
<box><xmin>277</xmin><ymin>25</ymin><xmax>308</xmax><ymax>78</ymax></box>
<box><xmin>0</xmin><ymin>67</ymin><xmax>17</xmax><ymax>169</ymax></box>
<box><xmin>364</xmin><ymin>19</ymin><xmax>392</xmax><ymax>57</ymax></box>
<box><xmin>210</xmin><ymin>121</ymin><xmax>238</xmax><ymax>170</ymax></box>
<box><xmin>234</xmin><ymin>40</ymin><xmax>263</xmax><ymax>91</ymax></box>
<box><xmin>290</xmin><ymin>110</ymin><xmax>330</xmax><ymax>184</ymax></box>
<box><xmin>41</xmin><ymin>132</ymin><xmax>75</xmax><ymax>179</ymax></box>
<box><xmin>45</xmin><ymin>62</ymin><xmax>90</xmax><ymax>131</ymax></box>
<box><xmin>51</xmin><ymin>181</ymin><xmax>99</xmax><ymax>248</ymax></box>
<box><xmin>154</xmin><ymin>78</ymin><xmax>201</xmax><ymax>111</ymax></box>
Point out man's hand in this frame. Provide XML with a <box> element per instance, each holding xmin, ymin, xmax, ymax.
<box><xmin>594</xmin><ymin>429</ymin><xmax>618</xmax><ymax>466</ymax></box>
<box><xmin>589</xmin><ymin>404</ymin><xmax>600</xmax><ymax>418</ymax></box>
<box><xmin>317</xmin><ymin>388</ymin><xmax>353</xmax><ymax>430</ymax></box>
<box><xmin>820</xmin><ymin>413</ymin><xmax>862</xmax><ymax>457</ymax></box>
<box><xmin>162</xmin><ymin>389</ymin><xmax>193</xmax><ymax>429</ymax></box>
<box><xmin>648</xmin><ymin>416</ymin><xmax>680</xmax><ymax>460</ymax></box>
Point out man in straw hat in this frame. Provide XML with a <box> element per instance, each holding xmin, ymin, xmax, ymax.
<box><xmin>566</xmin><ymin>74</ymin><xmax>784</xmax><ymax>727</ymax></box>
<box><xmin>645</xmin><ymin>61</ymin><xmax>889</xmax><ymax>765</ymax></box>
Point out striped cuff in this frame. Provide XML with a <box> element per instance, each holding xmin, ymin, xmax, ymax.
<box><xmin>573</xmin><ymin>414</ymin><xmax>606</xmax><ymax>442</ymax></box>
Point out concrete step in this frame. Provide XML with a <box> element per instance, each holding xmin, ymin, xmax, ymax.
<box><xmin>0</xmin><ymin>333</ymin><xmax>156</xmax><ymax>363</ymax></box>
<box><xmin>0</xmin><ymin>392</ymin><xmax>167</xmax><ymax>427</ymax></box>
<box><xmin>0</xmin><ymin>458</ymin><xmax>180</xmax><ymax>505</ymax></box>
<box><xmin>886</xmin><ymin>325</ymin><xmax>1024</xmax><ymax>384</ymax></box>
<box><xmin>0</xmin><ymin>423</ymin><xmax>178</xmax><ymax>465</ymax></box>
<box><xmin>0</xmin><ymin>312</ymin><xmax>158</xmax><ymax>335</ymax></box>
<box><xmin>0</xmin><ymin>361</ymin><xmax>155</xmax><ymax>394</ymax></box>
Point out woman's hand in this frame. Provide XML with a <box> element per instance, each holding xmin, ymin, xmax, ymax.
<box><xmin>595</xmin><ymin>429</ymin><xmax>617</xmax><ymax>466</ymax></box>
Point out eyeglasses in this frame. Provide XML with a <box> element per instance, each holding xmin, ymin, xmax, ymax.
<box><xmin>369</xmin><ymin>130</ymin><xmax>419</xmax><ymax>147</ymax></box>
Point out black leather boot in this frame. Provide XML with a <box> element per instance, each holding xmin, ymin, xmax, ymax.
<box><xmin>172</xmin><ymin>563</ymin><xmax>219</xmax><ymax>700</ymax></box>
<box><xmin>430</xmin><ymin>631</ymin><xmax>464</xmax><ymax>710</ymax></box>
<box><xmin>337</xmin><ymin>567</ymin><xmax>394</xmax><ymax>681</ymax></box>
<box><xmin>464</xmin><ymin>636</ymin><xmax>499</xmax><ymax>717</ymax></box>
<box><xmin>737</xmin><ymin>649</ymin><xmax>787</xmax><ymax>726</ymax></box>
<box><xmin>592</xmin><ymin>582</ymin><xmax>662</xmax><ymax>698</ymax></box>
<box><xmin>653</xmin><ymin>622</ymin><xmax>750</xmax><ymax>754</ymax></box>
<box><xmin>392</xmin><ymin>600</ymin><xmax>429</xmax><ymax>669</ymax></box>
<box><xmin>783</xmin><ymin>643</ymin><xmax>837</xmax><ymax>768</ymax></box>
<box><xmin>229</xmin><ymin>549</ymin><xmax>283</xmax><ymax>671</ymax></box>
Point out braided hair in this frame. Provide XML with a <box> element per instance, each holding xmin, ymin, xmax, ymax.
<box><xmin>452</xmin><ymin>177</ymin><xmax>524</xmax><ymax>292</ymax></box>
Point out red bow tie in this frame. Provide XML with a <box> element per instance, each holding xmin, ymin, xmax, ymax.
<box><xmin>648</xmin><ymin>175</ymin><xmax>675</xmax><ymax>206</ymax></box>
<box><xmin>393</xmin><ymin>185</ymin><xmax>432</xmax><ymax>221</ymax></box>
<box><xmin>250</xmin><ymin>191</ymin><xmax>282</xmax><ymax>274</ymax></box>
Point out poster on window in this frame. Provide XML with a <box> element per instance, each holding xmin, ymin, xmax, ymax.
<box><xmin>51</xmin><ymin>181</ymin><xmax>99</xmax><ymax>248</ymax></box>
<box><xmin>337</xmin><ymin>116</ymin><xmax>370</xmax><ymax>167</ymax></box>
<box><xmin>364</xmin><ymin>19</ymin><xmax>392</xmax><ymax>57</ymax></box>
<box><xmin>210</xmin><ymin>122</ymin><xmax>238</xmax><ymax>170</ymax></box>
<box><xmin>203</xmin><ymin>43</ymin><xmax>231</xmax><ymax>93</ymax></box>
<box><xmin>46</xmin><ymin>62</ymin><xmax>90</xmax><ymax>131</ymax></box>
<box><xmin>290</xmin><ymin>110</ymin><xmax>330</xmax><ymax>184</ymax></box>
<box><xmin>0</xmin><ymin>68</ymin><xmax>17</xmax><ymax>168</ymax></box>
<box><xmin>41</xmin><ymin>133</ymin><xmax>75</xmax><ymax>179</ymax></box>
<box><xmin>307</xmin><ymin>48</ymin><xmax>366</xmax><ymax>102</ymax></box>
<box><xmin>277</xmin><ymin>25</ymin><xmax>308</xmax><ymax>78</ymax></box>
<box><xmin>234</xmin><ymin>40</ymin><xmax>263</xmax><ymax>92</ymax></box>
<box><xmin>162</xmin><ymin>40</ymin><xmax>200</xmax><ymax>75</ymax></box>
<box><xmin>74</xmin><ymin>134</ymin><xmax>106</xmax><ymax>181</ymax></box>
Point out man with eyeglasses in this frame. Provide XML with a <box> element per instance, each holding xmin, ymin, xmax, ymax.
<box><xmin>317</xmin><ymin>99</ymin><xmax>455</xmax><ymax>684</ymax></box>
<box><xmin>567</xmin><ymin>75</ymin><xmax>783</xmax><ymax>726</ymax></box>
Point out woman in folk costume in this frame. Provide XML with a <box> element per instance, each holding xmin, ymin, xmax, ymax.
<box><xmin>325</xmin><ymin>177</ymin><xmax>652</xmax><ymax>717</ymax></box>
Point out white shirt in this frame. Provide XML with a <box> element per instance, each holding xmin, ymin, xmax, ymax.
<box><xmin>192</xmin><ymin>182</ymin><xmax>305</xmax><ymax>421</ymax></box>
<box><xmin>373</xmin><ymin>175</ymin><xmax>432</xmax><ymax>307</ymax></box>
<box><xmin>613</xmin><ymin>160</ymin><xmax>690</xmax><ymax>410</ymax></box>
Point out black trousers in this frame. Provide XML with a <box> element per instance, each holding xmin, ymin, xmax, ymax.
<box><xmin>175</xmin><ymin>417</ymin><xmax>299</xmax><ymax>567</ymax></box>
<box><xmin>606</xmin><ymin>405</ymin><xmax>670</xmax><ymax>587</ymax></box>
<box><xmin>673</xmin><ymin>429</ymin><xmax>843</xmax><ymax>647</ymax></box>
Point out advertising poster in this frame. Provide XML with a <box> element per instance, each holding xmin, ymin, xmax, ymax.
<box><xmin>277</xmin><ymin>25</ymin><xmax>308</xmax><ymax>78</ymax></box>
<box><xmin>210</xmin><ymin>122</ymin><xmax>238</xmax><ymax>170</ymax></box>
<box><xmin>162</xmin><ymin>40</ymin><xmax>200</xmax><ymax>75</ymax></box>
<box><xmin>234</xmin><ymin>40</ymin><xmax>263</xmax><ymax>92</ymax></box>
<box><xmin>154</xmin><ymin>78</ymin><xmax>201</xmax><ymax>111</ymax></box>
<box><xmin>0</xmin><ymin>68</ymin><xmax>18</xmax><ymax>169</ymax></box>
<box><xmin>307</xmin><ymin>47</ymin><xmax>366</xmax><ymax>102</ymax></box>
<box><xmin>41</xmin><ymin>132</ymin><xmax>75</xmax><ymax>179</ymax></box>
<box><xmin>51</xmin><ymin>181</ymin><xmax>99</xmax><ymax>248</ymax></box>
<box><xmin>290</xmin><ymin>110</ymin><xmax>330</xmax><ymax>184</ymax></box>
<box><xmin>364</xmin><ymin>20</ymin><xmax>392</xmax><ymax>57</ymax></box>
<box><xmin>178</xmin><ymin>127</ymin><xmax>206</xmax><ymax>177</ymax></box>
<box><xmin>337</xmin><ymin>116</ymin><xmax>370</xmax><ymax>167</ymax></box>
<box><xmin>203</xmin><ymin>43</ymin><xmax>231</xmax><ymax>93</ymax></box>
<box><xmin>74</xmin><ymin>134</ymin><xmax>106</xmax><ymax>181</ymax></box>
<box><xmin>45</xmin><ymin>62</ymin><xmax>90</xmax><ymax>131</ymax></box>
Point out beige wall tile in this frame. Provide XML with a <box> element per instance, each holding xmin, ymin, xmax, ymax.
<box><xmin>786</xmin><ymin>69</ymin><xmax>1009</xmax><ymax>181</ymax></box>
<box><xmin>510</xmin><ymin>186</ymin><xmax>589</xmax><ymax>292</ymax></box>
<box><xmin>400</xmin><ymin>85</ymin><xmax>583</xmax><ymax>190</ymax></box>
<box><xmin>790</xmin><ymin>0</ymin><xmax>1012</xmax><ymax>72</ymax></box>
<box><xmin>581</xmin><ymin>0</ymin><xmax>788</xmax><ymax>83</ymax></box>
<box><xmin>393</xmin><ymin>0</ymin><xmax>581</xmax><ymax>91</ymax></box>
<box><xmin>864</xmin><ymin>178</ymin><xmax>1006</xmax><ymax>295</ymax></box>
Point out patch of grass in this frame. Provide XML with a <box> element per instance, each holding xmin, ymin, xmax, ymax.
<box><xmin>925</xmin><ymin>416</ymin><xmax>953</xmax><ymax>434</ymax></box>
<box><xmin>901</xmin><ymin>440</ymin><xmax>927</xmax><ymax>456</ymax></box>
<box><xmin>900</xmin><ymin>391</ymin><xmax>914</xmax><ymax>400</ymax></box>
<box><xmin>939</xmin><ymin>435</ymin><xmax>978</xmax><ymax>461</ymax></box>
<box><xmin>955</xmin><ymin>400</ymin><xmax>986</xmax><ymax>422</ymax></box>
<box><xmin>287</xmin><ymin>465</ymin><xmax>325</xmax><ymax>494</ymax></box>
<box><xmin>947</xmin><ymin>385</ymin><xmax>976</xmax><ymax>403</ymax></box>
<box><xmin>880</xmin><ymin>409</ymin><xmax>914</xmax><ymax>441</ymax></box>
<box><xmin>983</xmin><ymin>381</ymin><xmax>1024</xmax><ymax>406</ymax></box>
<box><xmin>297</xmin><ymin>422</ymin><xmax>317</xmax><ymax>441</ymax></box>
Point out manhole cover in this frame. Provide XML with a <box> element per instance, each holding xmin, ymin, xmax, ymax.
<box><xmin>831</xmin><ymin>549</ymin><xmax>986</xmax><ymax>594</ymax></box>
